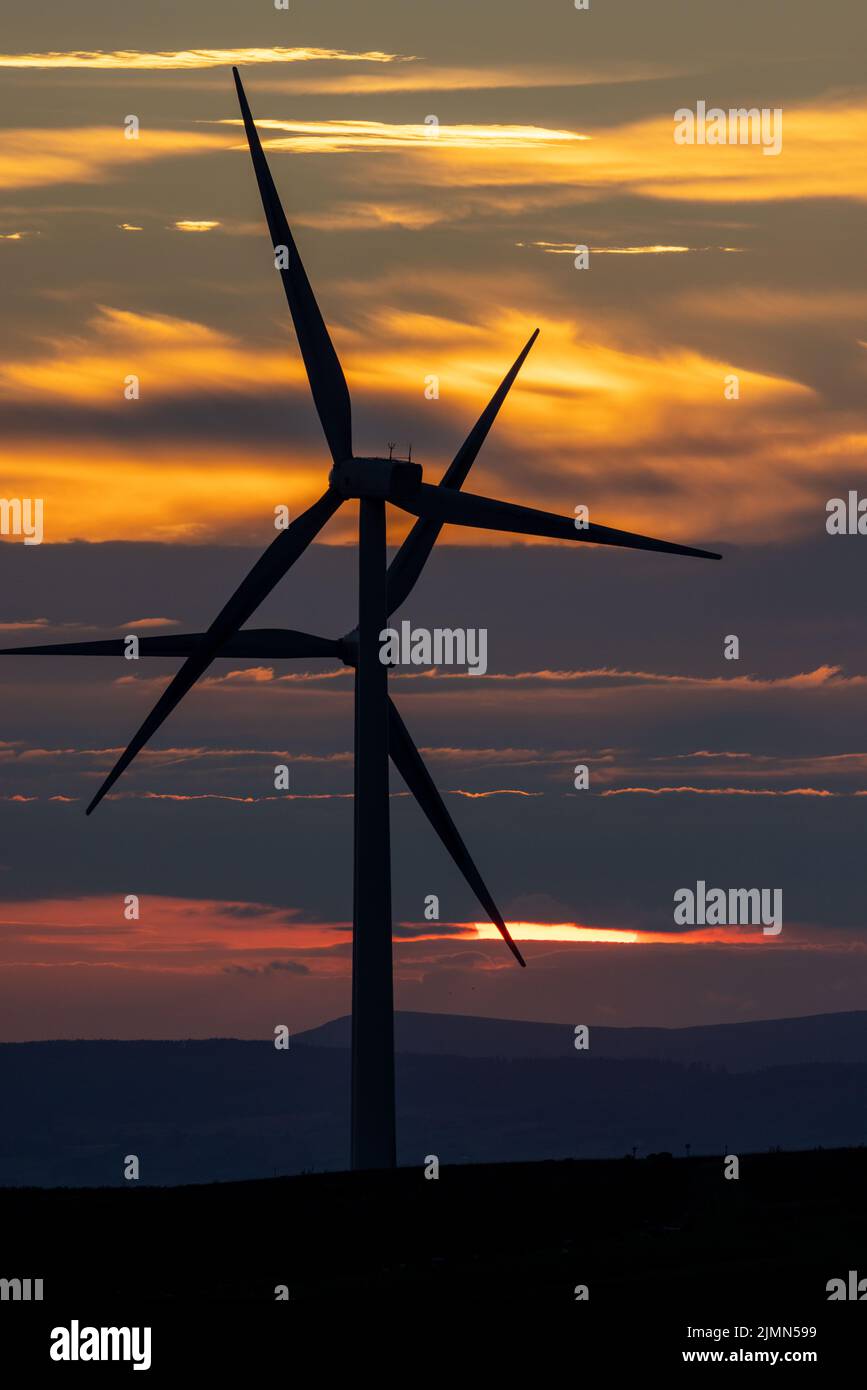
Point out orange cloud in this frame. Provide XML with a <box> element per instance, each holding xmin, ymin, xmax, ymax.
<box><xmin>116</xmin><ymin>617</ymin><xmax>179</xmax><ymax>630</ymax></box>
<box><xmin>0</xmin><ymin>126</ymin><xmax>234</xmax><ymax>190</ymax></box>
<box><xmin>0</xmin><ymin>894</ymin><xmax>346</xmax><ymax>968</ymax></box>
<box><xmin>331</xmin><ymin>100</ymin><xmax>867</xmax><ymax>203</ymax></box>
<box><xmin>0</xmin><ymin>618</ymin><xmax>52</xmax><ymax>632</ymax></box>
<box><xmin>0</xmin><ymin>305</ymin><xmax>309</xmax><ymax>403</ymax></box>
<box><xmin>0</xmin><ymin>278</ymin><xmax>855</xmax><ymax>546</ymax></box>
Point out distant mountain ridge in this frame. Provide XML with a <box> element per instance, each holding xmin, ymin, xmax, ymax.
<box><xmin>296</xmin><ymin>1008</ymin><xmax>867</xmax><ymax>1071</ymax></box>
<box><xmin>2</xmin><ymin>1009</ymin><xmax>867</xmax><ymax>1186</ymax></box>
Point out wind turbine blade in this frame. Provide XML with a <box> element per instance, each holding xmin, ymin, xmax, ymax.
<box><xmin>233</xmin><ymin>66</ymin><xmax>353</xmax><ymax>465</ymax></box>
<box><xmin>0</xmin><ymin>630</ymin><xmax>342</xmax><ymax>660</ymax></box>
<box><xmin>84</xmin><ymin>488</ymin><xmax>341</xmax><ymax>815</ymax></box>
<box><xmin>441</xmin><ymin>330</ymin><xmax>539</xmax><ymax>492</ymax></box>
<box><xmin>388</xmin><ymin>697</ymin><xmax>526</xmax><ymax>968</ymax></box>
<box><xmin>395</xmin><ymin>483</ymin><xmax>721</xmax><ymax>560</ymax></box>
<box><xmin>387</xmin><ymin>329</ymin><xmax>539</xmax><ymax>613</ymax></box>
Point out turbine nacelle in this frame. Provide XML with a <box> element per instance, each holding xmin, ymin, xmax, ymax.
<box><xmin>339</xmin><ymin>632</ymin><xmax>360</xmax><ymax>667</ymax></box>
<box><xmin>329</xmin><ymin>457</ymin><xmax>423</xmax><ymax>503</ymax></box>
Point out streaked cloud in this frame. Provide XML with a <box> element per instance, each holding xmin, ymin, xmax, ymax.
<box><xmin>451</xmin><ymin>788</ymin><xmax>541</xmax><ymax>798</ymax></box>
<box><xmin>0</xmin><ymin>47</ymin><xmax>407</xmax><ymax>70</ymax></box>
<box><xmin>387</xmin><ymin>664</ymin><xmax>867</xmax><ymax>692</ymax></box>
<box><xmin>221</xmin><ymin>116</ymin><xmax>586</xmax><ymax>154</ymax></box>
<box><xmin>116</xmin><ymin>617</ymin><xmax>179</xmax><ymax>630</ymax></box>
<box><xmin>601</xmin><ymin>785</ymin><xmax>837</xmax><ymax>797</ymax></box>
<box><xmin>136</xmin><ymin>791</ymin><xmax>356</xmax><ymax>803</ymax></box>
<box><xmin>520</xmin><ymin>241</ymin><xmax>742</xmax><ymax>255</ymax></box>
<box><xmin>0</xmin><ymin>744</ymin><xmax>354</xmax><ymax>767</ymax></box>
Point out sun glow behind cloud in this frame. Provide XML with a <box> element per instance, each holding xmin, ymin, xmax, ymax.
<box><xmin>0</xmin><ymin>897</ymin><xmax>781</xmax><ymax>972</ymax></box>
<box><xmin>471</xmin><ymin>922</ymin><xmax>773</xmax><ymax>944</ymax></box>
<box><xmin>0</xmin><ymin>292</ymin><xmax>838</xmax><ymax>545</ymax></box>
<box><xmin>173</xmin><ymin>219</ymin><xmax>221</xmax><ymax>232</ymax></box>
<box><xmin>0</xmin><ymin>295</ymin><xmax>823</xmax><ymax>544</ymax></box>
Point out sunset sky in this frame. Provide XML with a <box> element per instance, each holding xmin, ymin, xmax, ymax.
<box><xmin>1</xmin><ymin>0</ymin><xmax>866</xmax><ymax>1039</ymax></box>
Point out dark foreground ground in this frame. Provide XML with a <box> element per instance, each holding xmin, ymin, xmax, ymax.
<box><xmin>2</xmin><ymin>1148</ymin><xmax>865</xmax><ymax>1371</ymax></box>
<box><xmin>2</xmin><ymin>1146</ymin><xmax>866</xmax><ymax>1302</ymax></box>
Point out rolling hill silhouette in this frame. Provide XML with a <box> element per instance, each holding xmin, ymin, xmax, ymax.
<box><xmin>2</xmin><ymin>1009</ymin><xmax>867</xmax><ymax>1186</ymax></box>
<box><xmin>297</xmin><ymin>1007</ymin><xmax>867</xmax><ymax>1068</ymax></box>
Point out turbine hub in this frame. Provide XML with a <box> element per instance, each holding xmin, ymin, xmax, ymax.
<box><xmin>329</xmin><ymin>457</ymin><xmax>422</xmax><ymax>502</ymax></box>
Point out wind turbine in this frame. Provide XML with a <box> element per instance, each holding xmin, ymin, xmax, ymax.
<box><xmin>0</xmin><ymin>69</ymin><xmax>720</xmax><ymax>1171</ymax></box>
